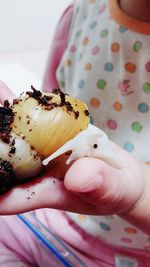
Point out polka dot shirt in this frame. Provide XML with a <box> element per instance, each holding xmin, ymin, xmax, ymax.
<box><xmin>56</xmin><ymin>0</ymin><xmax>150</xmax><ymax>250</ymax></box>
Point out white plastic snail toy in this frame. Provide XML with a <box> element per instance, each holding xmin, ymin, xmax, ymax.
<box><xmin>0</xmin><ymin>86</ymin><xmax>121</xmax><ymax>194</ymax></box>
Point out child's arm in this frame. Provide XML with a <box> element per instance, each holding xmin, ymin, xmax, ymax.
<box><xmin>42</xmin><ymin>5</ymin><xmax>73</xmax><ymax>90</ymax></box>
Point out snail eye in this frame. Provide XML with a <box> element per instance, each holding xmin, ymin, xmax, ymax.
<box><xmin>93</xmin><ymin>144</ymin><xmax>98</xmax><ymax>149</ymax></box>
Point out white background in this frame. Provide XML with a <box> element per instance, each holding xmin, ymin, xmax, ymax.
<box><xmin>0</xmin><ymin>0</ymin><xmax>70</xmax><ymax>88</ymax></box>
<box><xmin>0</xmin><ymin>0</ymin><xmax>70</xmax><ymax>52</ymax></box>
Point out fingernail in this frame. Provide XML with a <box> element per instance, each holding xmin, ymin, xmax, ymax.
<box><xmin>77</xmin><ymin>174</ymin><xmax>103</xmax><ymax>192</ymax></box>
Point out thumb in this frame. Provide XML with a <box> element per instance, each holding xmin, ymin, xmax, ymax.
<box><xmin>64</xmin><ymin>157</ymin><xmax>144</xmax><ymax>215</ymax></box>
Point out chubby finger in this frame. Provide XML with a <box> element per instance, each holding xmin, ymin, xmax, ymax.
<box><xmin>0</xmin><ymin>81</ymin><xmax>15</xmax><ymax>103</ymax></box>
<box><xmin>64</xmin><ymin>157</ymin><xmax>145</xmax><ymax>215</ymax></box>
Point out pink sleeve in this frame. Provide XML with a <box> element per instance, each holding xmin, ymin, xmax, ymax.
<box><xmin>43</xmin><ymin>5</ymin><xmax>74</xmax><ymax>91</ymax></box>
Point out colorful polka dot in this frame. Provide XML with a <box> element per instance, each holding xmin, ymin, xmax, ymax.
<box><xmin>113</xmin><ymin>101</ymin><xmax>123</xmax><ymax>111</ymax></box>
<box><xmin>125</xmin><ymin>62</ymin><xmax>136</xmax><ymax>73</ymax></box>
<box><xmin>111</xmin><ymin>42</ymin><xmax>120</xmax><ymax>52</ymax></box>
<box><xmin>59</xmin><ymin>80</ymin><xmax>65</xmax><ymax>88</ymax></box>
<box><xmin>133</xmin><ymin>41</ymin><xmax>142</xmax><ymax>52</ymax></box>
<box><xmin>99</xmin><ymin>3</ymin><xmax>107</xmax><ymax>14</ymax></box>
<box><xmin>145</xmin><ymin>61</ymin><xmax>150</xmax><ymax>72</ymax></box>
<box><xmin>76</xmin><ymin>30</ymin><xmax>82</xmax><ymax>37</ymax></box>
<box><xmin>100</xmin><ymin>29</ymin><xmax>108</xmax><ymax>37</ymax></box>
<box><xmin>124</xmin><ymin>142</ymin><xmax>134</xmax><ymax>153</ymax></box>
<box><xmin>90</xmin><ymin>97</ymin><xmax>100</xmax><ymax>108</ymax></box>
<box><xmin>78</xmin><ymin>214</ymin><xmax>87</xmax><ymax>221</ymax></box>
<box><xmin>78</xmin><ymin>79</ymin><xmax>85</xmax><ymax>89</ymax></box>
<box><xmin>89</xmin><ymin>0</ymin><xmax>96</xmax><ymax>3</ymax></box>
<box><xmin>107</xmin><ymin>119</ymin><xmax>117</xmax><ymax>130</ymax></box>
<box><xmin>69</xmin><ymin>45</ymin><xmax>76</xmax><ymax>53</ymax></box>
<box><xmin>89</xmin><ymin>20</ymin><xmax>97</xmax><ymax>29</ymax></box>
<box><xmin>143</xmin><ymin>82</ymin><xmax>150</xmax><ymax>93</ymax></box>
<box><xmin>97</xmin><ymin>79</ymin><xmax>107</xmax><ymax>89</ymax></box>
<box><xmin>99</xmin><ymin>222</ymin><xmax>110</xmax><ymax>231</ymax></box>
<box><xmin>138</xmin><ymin>103</ymin><xmax>149</xmax><ymax>113</ymax></box>
<box><xmin>121</xmin><ymin>237</ymin><xmax>132</xmax><ymax>243</ymax></box>
<box><xmin>131</xmin><ymin>122</ymin><xmax>143</xmax><ymax>132</ymax></box>
<box><xmin>82</xmin><ymin>37</ymin><xmax>89</xmax><ymax>45</ymax></box>
<box><xmin>84</xmin><ymin>63</ymin><xmax>92</xmax><ymax>71</ymax></box>
<box><xmin>124</xmin><ymin>227</ymin><xmax>137</xmax><ymax>234</ymax></box>
<box><xmin>92</xmin><ymin>46</ymin><xmax>100</xmax><ymax>55</ymax></box>
<box><xmin>104</xmin><ymin>62</ymin><xmax>114</xmax><ymax>72</ymax></box>
<box><xmin>119</xmin><ymin>26</ymin><xmax>128</xmax><ymax>33</ymax></box>
<box><xmin>65</xmin><ymin>59</ymin><xmax>71</xmax><ymax>66</ymax></box>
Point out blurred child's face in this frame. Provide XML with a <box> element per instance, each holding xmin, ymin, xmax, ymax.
<box><xmin>119</xmin><ymin>0</ymin><xmax>150</xmax><ymax>21</ymax></box>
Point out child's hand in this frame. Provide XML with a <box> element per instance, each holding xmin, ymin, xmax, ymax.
<box><xmin>0</xmin><ymin>81</ymin><xmax>149</xmax><ymax>234</ymax></box>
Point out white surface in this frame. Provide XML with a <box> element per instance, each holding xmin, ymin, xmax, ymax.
<box><xmin>0</xmin><ymin>50</ymin><xmax>48</xmax><ymax>82</ymax></box>
<box><xmin>0</xmin><ymin>0</ymin><xmax>70</xmax><ymax>89</ymax></box>
<box><xmin>0</xmin><ymin>0</ymin><xmax>70</xmax><ymax>53</ymax></box>
<box><xmin>0</xmin><ymin>63</ymin><xmax>40</xmax><ymax>96</ymax></box>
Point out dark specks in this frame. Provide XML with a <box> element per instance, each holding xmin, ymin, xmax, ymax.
<box><xmin>26</xmin><ymin>86</ymin><xmax>53</xmax><ymax>106</ymax></box>
<box><xmin>93</xmin><ymin>144</ymin><xmax>98</xmax><ymax>149</ymax></box>
<box><xmin>84</xmin><ymin>110</ymin><xmax>89</xmax><ymax>116</ymax></box>
<box><xmin>4</xmin><ymin>100</ymin><xmax>10</xmax><ymax>108</ymax></box>
<box><xmin>26</xmin><ymin>189</ymin><xmax>36</xmax><ymax>200</ymax></box>
<box><xmin>25</xmin><ymin>86</ymin><xmax>88</xmax><ymax>120</ymax></box>
<box><xmin>74</xmin><ymin>111</ymin><xmax>79</xmax><ymax>119</ymax></box>
<box><xmin>9</xmin><ymin>146</ymin><xmax>16</xmax><ymax>154</ymax></box>
<box><xmin>0</xmin><ymin>159</ymin><xmax>14</xmax><ymax>194</ymax></box>
<box><xmin>0</xmin><ymin>101</ymin><xmax>14</xmax><ymax>143</ymax></box>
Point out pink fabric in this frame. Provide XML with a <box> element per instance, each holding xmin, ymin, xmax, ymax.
<box><xmin>42</xmin><ymin>5</ymin><xmax>73</xmax><ymax>91</ymax></box>
<box><xmin>0</xmin><ymin>210</ymin><xmax>150</xmax><ymax>267</ymax></box>
<box><xmin>0</xmin><ymin>214</ymin><xmax>58</xmax><ymax>267</ymax></box>
<box><xmin>38</xmin><ymin>210</ymin><xmax>150</xmax><ymax>266</ymax></box>
<box><xmin>0</xmin><ymin>212</ymin><xmax>101</xmax><ymax>267</ymax></box>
